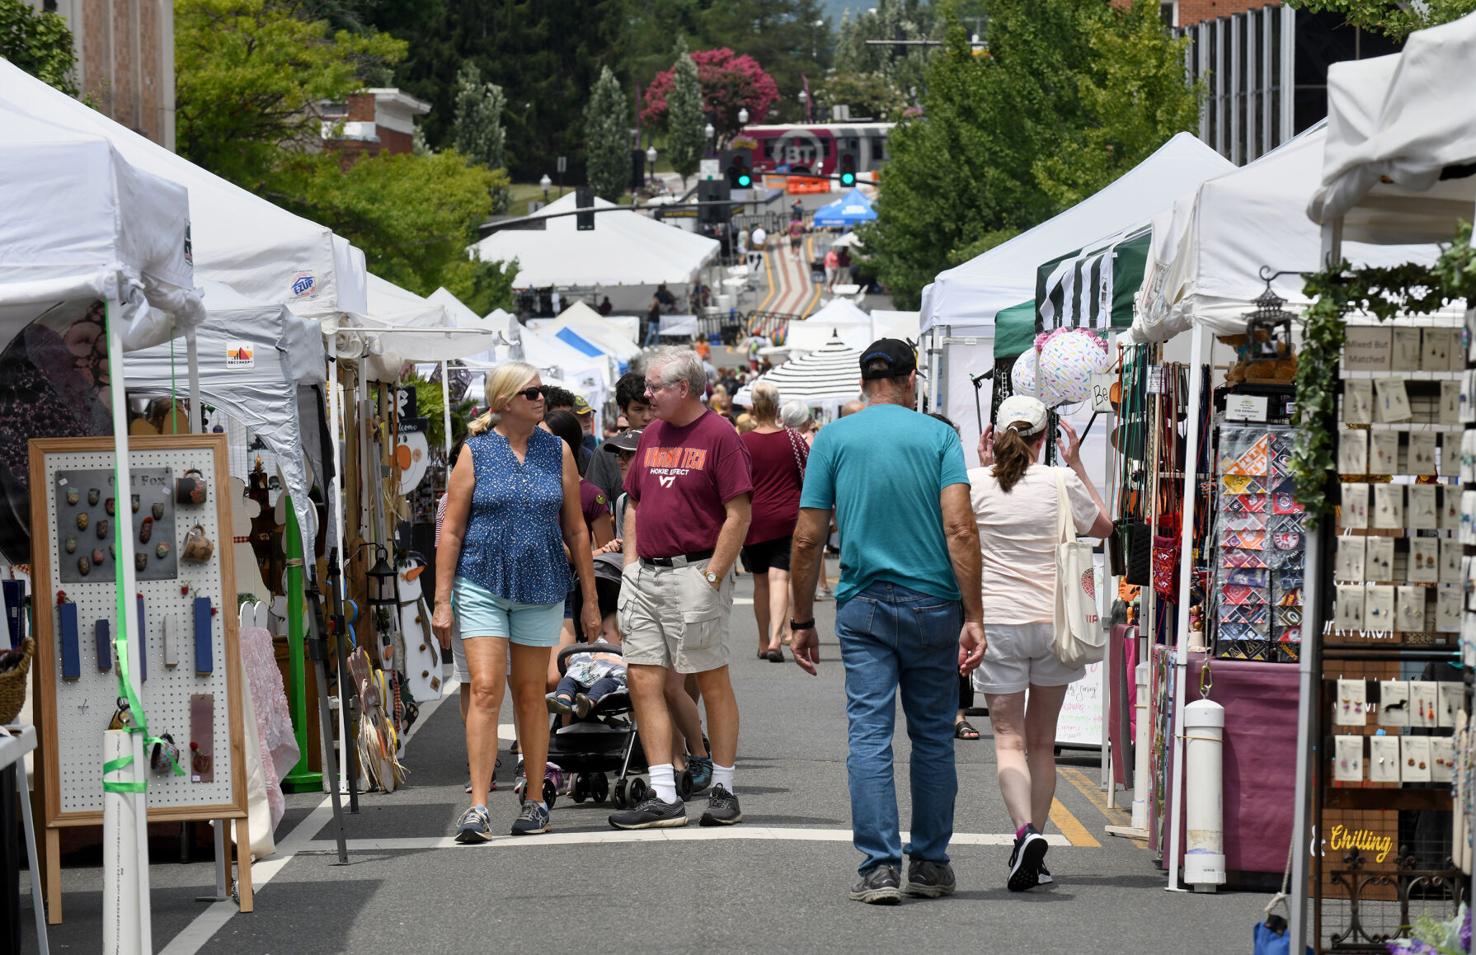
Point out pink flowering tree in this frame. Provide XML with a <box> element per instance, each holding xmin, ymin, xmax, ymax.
<box><xmin>641</xmin><ymin>48</ymin><xmax>779</xmax><ymax>146</ymax></box>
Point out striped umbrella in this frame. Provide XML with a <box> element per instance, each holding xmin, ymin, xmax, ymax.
<box><xmin>735</xmin><ymin>333</ymin><xmax>863</xmax><ymax>408</ymax></box>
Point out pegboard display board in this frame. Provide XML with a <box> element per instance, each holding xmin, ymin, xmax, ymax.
<box><xmin>28</xmin><ymin>435</ymin><xmax>246</xmax><ymax>825</ymax></box>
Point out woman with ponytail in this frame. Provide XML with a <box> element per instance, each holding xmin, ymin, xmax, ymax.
<box><xmin>433</xmin><ymin>361</ymin><xmax>602</xmax><ymax>843</ymax></box>
<box><xmin>967</xmin><ymin>395</ymin><xmax>1113</xmax><ymax>892</ymax></box>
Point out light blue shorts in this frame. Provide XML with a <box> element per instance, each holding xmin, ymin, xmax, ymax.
<box><xmin>452</xmin><ymin>578</ymin><xmax>563</xmax><ymax>648</ymax></box>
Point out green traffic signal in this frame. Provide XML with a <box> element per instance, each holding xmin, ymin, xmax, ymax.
<box><xmin>840</xmin><ymin>171</ymin><xmax>856</xmax><ymax>186</ymax></box>
<box><xmin>737</xmin><ymin>172</ymin><xmax>752</xmax><ymax>187</ymax></box>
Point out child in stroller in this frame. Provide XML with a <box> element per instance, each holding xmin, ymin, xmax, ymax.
<box><xmin>547</xmin><ymin>638</ymin><xmax>627</xmax><ymax>719</ymax></box>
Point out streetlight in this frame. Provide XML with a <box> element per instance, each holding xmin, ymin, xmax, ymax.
<box><xmin>704</xmin><ymin>121</ymin><xmax>715</xmax><ymax>141</ymax></box>
<box><xmin>539</xmin><ymin>173</ymin><xmax>551</xmax><ymax>202</ymax></box>
<box><xmin>737</xmin><ymin>107</ymin><xmax>749</xmax><ymax>125</ymax></box>
<box><xmin>645</xmin><ymin>145</ymin><xmax>657</xmax><ymax>186</ymax></box>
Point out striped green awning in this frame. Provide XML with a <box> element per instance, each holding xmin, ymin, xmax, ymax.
<box><xmin>994</xmin><ymin>300</ymin><xmax>1037</xmax><ymax>359</ymax></box>
<box><xmin>1034</xmin><ymin>230</ymin><xmax>1150</xmax><ymax>331</ymax></box>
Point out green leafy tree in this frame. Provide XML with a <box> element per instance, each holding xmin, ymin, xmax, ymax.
<box><xmin>439</xmin><ymin>253</ymin><xmax>519</xmax><ymax>320</ymax></box>
<box><xmin>833</xmin><ymin>0</ymin><xmax>934</xmax><ymax>105</ymax></box>
<box><xmin>0</xmin><ymin>0</ymin><xmax>77</xmax><ymax>94</ymax></box>
<box><xmin>1032</xmin><ymin>0</ymin><xmax>1201</xmax><ymax>210</ymax></box>
<box><xmin>864</xmin><ymin>0</ymin><xmax>1197</xmax><ymax>308</ymax></box>
<box><xmin>175</xmin><ymin>0</ymin><xmax>405</xmax><ymax>190</ymax></box>
<box><xmin>665</xmin><ymin>53</ymin><xmax>706</xmax><ymax>186</ymax></box>
<box><xmin>817</xmin><ymin>70</ymin><xmax>908</xmax><ymax>122</ymax></box>
<box><xmin>584</xmin><ymin>65</ymin><xmax>630</xmax><ymax>201</ymax></box>
<box><xmin>1286</xmin><ymin>0</ymin><xmax>1476</xmax><ymax>40</ymax></box>
<box><xmin>452</xmin><ymin>62</ymin><xmax>507</xmax><ymax>171</ymax></box>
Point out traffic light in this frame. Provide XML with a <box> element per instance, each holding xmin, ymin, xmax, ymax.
<box><xmin>575</xmin><ymin>186</ymin><xmax>594</xmax><ymax>230</ymax></box>
<box><xmin>698</xmin><ymin>179</ymin><xmax>730</xmax><ymax>225</ymax></box>
<box><xmin>735</xmin><ymin>160</ymin><xmax>752</xmax><ymax>189</ymax></box>
<box><xmin>839</xmin><ymin>154</ymin><xmax>856</xmax><ymax>187</ymax></box>
<box><xmin>721</xmin><ymin>148</ymin><xmax>754</xmax><ymax>189</ymax></box>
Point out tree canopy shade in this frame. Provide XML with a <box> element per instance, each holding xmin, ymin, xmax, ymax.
<box><xmin>0</xmin><ymin>0</ymin><xmax>77</xmax><ymax>94</ymax></box>
<box><xmin>1285</xmin><ymin>0</ymin><xmax>1476</xmax><ymax>39</ymax></box>
<box><xmin>862</xmin><ymin>0</ymin><xmax>1199</xmax><ymax>309</ymax></box>
<box><xmin>642</xmin><ymin>48</ymin><xmax>780</xmax><ymax>144</ymax></box>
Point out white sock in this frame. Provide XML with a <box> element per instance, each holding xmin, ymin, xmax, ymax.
<box><xmin>649</xmin><ymin>763</ymin><xmax>678</xmax><ymax>803</ymax></box>
<box><xmin>713</xmin><ymin>763</ymin><xmax>735</xmax><ymax>794</ymax></box>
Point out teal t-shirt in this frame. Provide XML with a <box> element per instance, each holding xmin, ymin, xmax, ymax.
<box><xmin>799</xmin><ymin>403</ymin><xmax>969</xmax><ymax>603</ymax></box>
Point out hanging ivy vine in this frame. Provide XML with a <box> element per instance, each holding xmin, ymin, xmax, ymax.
<box><xmin>1291</xmin><ymin>223</ymin><xmax>1476</xmax><ymax>525</ymax></box>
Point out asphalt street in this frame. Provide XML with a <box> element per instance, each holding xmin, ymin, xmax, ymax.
<box><xmin>20</xmin><ymin>562</ymin><xmax>1271</xmax><ymax>953</ymax></box>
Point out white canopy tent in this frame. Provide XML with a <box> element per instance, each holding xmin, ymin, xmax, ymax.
<box><xmin>530</xmin><ymin>301</ymin><xmax>643</xmax><ymax>362</ymax></box>
<box><xmin>922</xmin><ymin>133</ymin><xmax>1234</xmax><ymax>338</ymax></box>
<box><xmin>1308</xmin><ymin>12</ymin><xmax>1476</xmax><ymax>244</ymax></box>
<box><xmin>0</xmin><ymin>101</ymin><xmax>206</xmax><ymax>953</ymax></box>
<box><xmin>474</xmin><ymin>192</ymin><xmax>719</xmax><ymax>298</ymax></box>
<box><xmin>870</xmin><ymin>309</ymin><xmax>921</xmax><ymax>344</ymax></box>
<box><xmin>1132</xmin><ymin>122</ymin><xmax>1444</xmax><ymax>345</ymax></box>
<box><xmin>783</xmin><ymin>298</ymin><xmax>875</xmax><ymax>352</ymax></box>
<box><xmin>361</xmin><ymin>276</ymin><xmax>504</xmax><ymax>381</ymax></box>
<box><xmin>0</xmin><ymin>59</ymin><xmax>365</xmax><ymax>323</ymax></box>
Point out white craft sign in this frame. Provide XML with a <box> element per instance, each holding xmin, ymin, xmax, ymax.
<box><xmin>1225</xmin><ymin>394</ymin><xmax>1269</xmax><ymax>422</ymax></box>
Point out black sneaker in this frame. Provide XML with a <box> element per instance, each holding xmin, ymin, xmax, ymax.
<box><xmin>454</xmin><ymin>805</ymin><xmax>492</xmax><ymax>844</ymax></box>
<box><xmin>608</xmin><ymin>795</ymin><xmax>688</xmax><ymax>830</ymax></box>
<box><xmin>546</xmin><ymin>692</ymin><xmax>574</xmax><ymax>715</ymax></box>
<box><xmin>1007</xmin><ymin>825</ymin><xmax>1049</xmax><ymax>892</ymax></box>
<box><xmin>699</xmin><ymin>784</ymin><xmax>742</xmax><ymax>826</ymax></box>
<box><xmin>849</xmin><ymin>865</ymin><xmax>902</xmax><ymax>904</ymax></box>
<box><xmin>510</xmin><ymin>800</ymin><xmax>550</xmax><ymax>836</ymax></box>
<box><xmin>904</xmin><ymin>858</ymin><xmax>956</xmax><ymax>898</ymax></box>
<box><xmin>1038</xmin><ymin>864</ymin><xmax>1054</xmax><ymax>886</ymax></box>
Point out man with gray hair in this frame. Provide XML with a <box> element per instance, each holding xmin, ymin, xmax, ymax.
<box><xmin>608</xmin><ymin>348</ymin><xmax>754</xmax><ymax>829</ymax></box>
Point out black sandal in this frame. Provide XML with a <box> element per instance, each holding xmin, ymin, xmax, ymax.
<box><xmin>954</xmin><ymin>720</ymin><xmax>981</xmax><ymax>741</ymax></box>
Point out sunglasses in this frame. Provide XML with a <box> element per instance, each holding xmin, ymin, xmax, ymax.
<box><xmin>515</xmin><ymin>386</ymin><xmax>543</xmax><ymax>401</ymax></box>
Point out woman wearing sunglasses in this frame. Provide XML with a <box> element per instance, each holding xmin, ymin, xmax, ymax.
<box><xmin>433</xmin><ymin>361</ymin><xmax>602</xmax><ymax>842</ymax></box>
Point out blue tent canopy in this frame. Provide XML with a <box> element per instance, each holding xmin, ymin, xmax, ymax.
<box><xmin>812</xmin><ymin>188</ymin><xmax>876</xmax><ymax>228</ymax></box>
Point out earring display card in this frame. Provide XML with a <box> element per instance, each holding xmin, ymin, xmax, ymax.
<box><xmin>1402</xmin><ymin>735</ymin><xmax>1432</xmax><ymax>783</ymax></box>
<box><xmin>1335</xmin><ymin>537</ymin><xmax>1366</xmax><ymax>581</ymax></box>
<box><xmin>1344</xmin><ymin>380</ymin><xmax>1376</xmax><ymax>423</ymax></box>
<box><xmin>1339</xmin><ymin>430</ymin><xmax>1370</xmax><ymax>474</ymax></box>
<box><xmin>1392</xmin><ymin>327</ymin><xmax>1423</xmax><ymax>371</ymax></box>
<box><xmin>1396</xmin><ymin>585</ymin><xmax>1426</xmax><ymax>632</ymax></box>
<box><xmin>1336</xmin><ymin>586</ymin><xmax>1366</xmax><ymax>630</ymax></box>
<box><xmin>1379</xmin><ymin>680</ymin><xmax>1410</xmax><ymax>726</ymax></box>
<box><xmin>1334</xmin><ymin>735</ymin><xmax>1365</xmax><ymax>783</ymax></box>
<box><xmin>1367</xmin><ymin>538</ymin><xmax>1395</xmax><ymax>582</ymax></box>
<box><xmin>1408</xmin><ymin>484</ymin><xmax>1438</xmax><ymax>530</ymax></box>
<box><xmin>53</xmin><ymin>467</ymin><xmax>177</xmax><ymax>583</ymax></box>
<box><xmin>1409</xmin><ymin>681</ymin><xmax>1438</xmax><ymax>728</ymax></box>
<box><xmin>1432</xmin><ymin>736</ymin><xmax>1456</xmax><ymax>783</ymax></box>
<box><xmin>1366</xmin><ymin>585</ymin><xmax>1395</xmax><ymax>631</ymax></box>
<box><xmin>1436</xmin><ymin>584</ymin><xmax>1462</xmax><ymax>632</ymax></box>
<box><xmin>1342</xmin><ymin>483</ymin><xmax>1370</xmax><ymax>529</ymax></box>
<box><xmin>1438</xmin><ymin>682</ymin><xmax>1462</xmax><ymax>728</ymax></box>
<box><xmin>1442</xmin><ymin>485</ymin><xmax>1461</xmax><ymax>530</ymax></box>
<box><xmin>1369</xmin><ymin>432</ymin><xmax>1399</xmax><ymax>474</ymax></box>
<box><xmin>1372</xmin><ymin>483</ymin><xmax>1405</xmax><ymax>529</ymax></box>
<box><xmin>1369</xmin><ymin>735</ymin><xmax>1401</xmax><ymax>783</ymax></box>
<box><xmin>1376</xmin><ymin>378</ymin><xmax>1413</xmax><ymax>423</ymax></box>
<box><xmin>1336</xmin><ymin>678</ymin><xmax>1368</xmax><ymax>726</ymax></box>
<box><xmin>1407</xmin><ymin>432</ymin><xmax>1437</xmax><ymax>475</ymax></box>
<box><xmin>1441</xmin><ymin>380</ymin><xmax>1463</xmax><ymax>424</ymax></box>
<box><xmin>1408</xmin><ymin>538</ymin><xmax>1439</xmax><ymax>583</ymax></box>
<box><xmin>1442</xmin><ymin>539</ymin><xmax>1464</xmax><ymax>583</ymax></box>
<box><xmin>1422</xmin><ymin>326</ymin><xmax>1453</xmax><ymax>370</ymax></box>
<box><xmin>1345</xmin><ymin>326</ymin><xmax>1393</xmax><ymax>371</ymax></box>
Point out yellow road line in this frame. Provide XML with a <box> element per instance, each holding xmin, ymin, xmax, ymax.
<box><xmin>1060</xmin><ymin>766</ymin><xmax>1145</xmax><ymax>848</ymax></box>
<box><xmin>756</xmin><ymin>238</ymin><xmax>779</xmax><ymax>314</ymax></box>
<box><xmin>800</xmin><ymin>234</ymin><xmax>823</xmax><ymax>317</ymax></box>
<box><xmin>1049</xmin><ymin>796</ymin><xmax>1100</xmax><ymax>848</ymax></box>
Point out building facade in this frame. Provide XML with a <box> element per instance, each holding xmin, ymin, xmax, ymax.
<box><xmin>27</xmin><ymin>0</ymin><xmax>175</xmax><ymax>150</ymax></box>
<box><xmin>319</xmin><ymin>89</ymin><xmax>431</xmax><ymax>164</ymax></box>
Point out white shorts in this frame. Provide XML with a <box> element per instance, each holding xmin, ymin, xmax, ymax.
<box><xmin>450</xmin><ymin>617</ymin><xmax>469</xmax><ymax>684</ymax></box>
<box><xmin>971</xmin><ymin>621</ymin><xmax>1085</xmax><ymax>695</ymax></box>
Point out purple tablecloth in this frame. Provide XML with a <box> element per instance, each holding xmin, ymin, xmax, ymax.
<box><xmin>1158</xmin><ymin>651</ymin><xmax>1298</xmax><ymax>876</ymax></box>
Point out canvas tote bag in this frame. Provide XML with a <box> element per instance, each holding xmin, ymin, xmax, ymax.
<box><xmin>1052</xmin><ymin>469</ymin><xmax>1106</xmax><ymax>667</ymax></box>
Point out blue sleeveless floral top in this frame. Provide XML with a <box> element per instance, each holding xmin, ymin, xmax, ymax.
<box><xmin>454</xmin><ymin>428</ymin><xmax>570</xmax><ymax>605</ymax></box>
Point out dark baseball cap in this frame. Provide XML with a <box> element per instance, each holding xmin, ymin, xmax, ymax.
<box><xmin>859</xmin><ymin>339</ymin><xmax>919</xmax><ymax>380</ymax></box>
<box><xmin>602</xmin><ymin>428</ymin><xmax>643</xmax><ymax>453</ymax></box>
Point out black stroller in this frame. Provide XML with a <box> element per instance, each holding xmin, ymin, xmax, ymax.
<box><xmin>545</xmin><ymin>640</ymin><xmax>650</xmax><ymax>807</ymax></box>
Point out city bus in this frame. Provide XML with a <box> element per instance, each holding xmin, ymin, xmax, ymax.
<box><xmin>737</xmin><ymin>122</ymin><xmax>894</xmax><ymax>179</ymax></box>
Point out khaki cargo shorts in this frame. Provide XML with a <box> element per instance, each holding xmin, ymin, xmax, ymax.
<box><xmin>618</xmin><ymin>561</ymin><xmax>735</xmax><ymax>674</ymax></box>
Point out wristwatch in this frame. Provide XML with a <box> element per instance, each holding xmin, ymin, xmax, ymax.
<box><xmin>703</xmin><ymin>570</ymin><xmax>719</xmax><ymax>585</ymax></box>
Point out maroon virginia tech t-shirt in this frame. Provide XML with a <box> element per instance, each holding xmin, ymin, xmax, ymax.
<box><xmin>625</xmin><ymin>410</ymin><xmax>753</xmax><ymax>559</ymax></box>
<box><xmin>740</xmin><ymin>428</ymin><xmax>807</xmax><ymax>546</ymax></box>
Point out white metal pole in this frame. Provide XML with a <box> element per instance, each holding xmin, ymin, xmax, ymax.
<box><xmin>440</xmin><ymin>361</ymin><xmax>453</xmax><ymax>461</ymax></box>
<box><xmin>103</xmin><ymin>295</ymin><xmax>150</xmax><ymax>954</ymax></box>
<box><xmin>1166</xmin><ymin>322</ymin><xmax>1206</xmax><ymax>892</ymax></box>
<box><xmin>326</xmin><ymin>338</ymin><xmax>350</xmax><ymax>794</ymax></box>
<box><xmin>185</xmin><ymin>326</ymin><xmax>202</xmax><ymax>435</ymax></box>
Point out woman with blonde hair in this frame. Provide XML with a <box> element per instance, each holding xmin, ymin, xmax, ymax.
<box><xmin>968</xmin><ymin>395</ymin><xmax>1113</xmax><ymax>891</ymax></box>
<box><xmin>740</xmin><ymin>381</ymin><xmax>808</xmax><ymax>662</ymax></box>
<box><xmin>433</xmin><ymin>361</ymin><xmax>602</xmax><ymax>842</ymax></box>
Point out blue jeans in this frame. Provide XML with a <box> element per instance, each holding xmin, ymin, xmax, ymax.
<box><xmin>836</xmin><ymin>582</ymin><xmax>963</xmax><ymax>875</ymax></box>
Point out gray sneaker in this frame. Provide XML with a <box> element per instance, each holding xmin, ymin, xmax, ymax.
<box><xmin>608</xmin><ymin>795</ymin><xmax>688</xmax><ymax>830</ymax></box>
<box><xmin>510</xmin><ymin>800</ymin><xmax>550</xmax><ymax>836</ymax></box>
<box><xmin>699</xmin><ymin>784</ymin><xmax>742</xmax><ymax>826</ymax></box>
<box><xmin>454</xmin><ymin>805</ymin><xmax>492</xmax><ymax>844</ymax></box>
<box><xmin>904</xmin><ymin>859</ymin><xmax>957</xmax><ymax>898</ymax></box>
<box><xmin>849</xmin><ymin>864</ymin><xmax>902</xmax><ymax>904</ymax></box>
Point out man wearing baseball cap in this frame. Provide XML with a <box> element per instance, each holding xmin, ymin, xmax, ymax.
<box><xmin>789</xmin><ymin>338</ymin><xmax>986</xmax><ymax>904</ymax></box>
<box><xmin>572</xmin><ymin>393</ymin><xmax>599</xmax><ymax>456</ymax></box>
